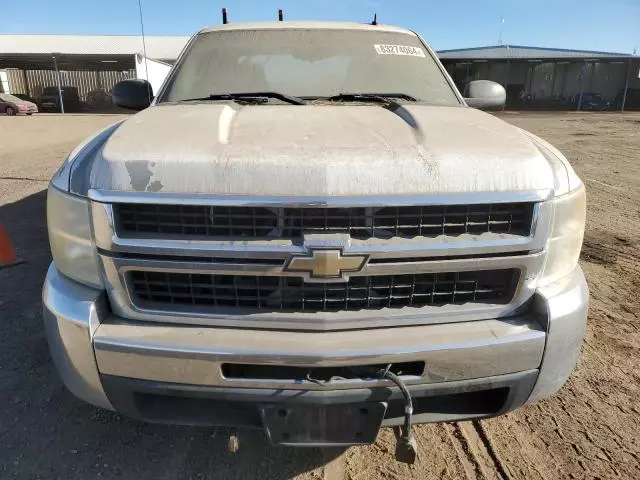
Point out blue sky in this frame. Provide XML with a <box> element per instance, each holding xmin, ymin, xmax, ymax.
<box><xmin>4</xmin><ymin>0</ymin><xmax>640</xmax><ymax>53</ymax></box>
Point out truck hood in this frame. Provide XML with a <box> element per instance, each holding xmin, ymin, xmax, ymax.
<box><xmin>85</xmin><ymin>103</ymin><xmax>556</xmax><ymax>196</ymax></box>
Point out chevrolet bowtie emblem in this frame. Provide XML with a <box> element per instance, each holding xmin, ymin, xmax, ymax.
<box><xmin>284</xmin><ymin>249</ymin><xmax>368</xmax><ymax>281</ymax></box>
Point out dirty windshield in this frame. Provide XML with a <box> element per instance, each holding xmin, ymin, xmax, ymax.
<box><xmin>159</xmin><ymin>29</ymin><xmax>460</xmax><ymax>105</ymax></box>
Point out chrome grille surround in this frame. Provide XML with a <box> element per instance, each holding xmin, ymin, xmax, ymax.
<box><xmin>90</xmin><ymin>189</ymin><xmax>552</xmax><ymax>331</ymax></box>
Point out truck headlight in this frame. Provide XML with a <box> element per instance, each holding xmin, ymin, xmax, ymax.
<box><xmin>538</xmin><ymin>185</ymin><xmax>586</xmax><ymax>287</ymax></box>
<box><xmin>47</xmin><ymin>185</ymin><xmax>103</xmax><ymax>288</ymax></box>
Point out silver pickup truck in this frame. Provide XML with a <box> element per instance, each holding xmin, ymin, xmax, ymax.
<box><xmin>43</xmin><ymin>21</ymin><xmax>587</xmax><ymax>461</ymax></box>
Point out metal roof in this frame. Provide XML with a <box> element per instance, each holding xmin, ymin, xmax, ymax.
<box><xmin>0</xmin><ymin>35</ymin><xmax>190</xmax><ymax>60</ymax></box>
<box><xmin>438</xmin><ymin>45</ymin><xmax>632</xmax><ymax>60</ymax></box>
<box><xmin>199</xmin><ymin>21</ymin><xmax>413</xmax><ymax>34</ymax></box>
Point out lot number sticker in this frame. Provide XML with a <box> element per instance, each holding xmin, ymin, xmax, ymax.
<box><xmin>374</xmin><ymin>44</ymin><xmax>426</xmax><ymax>57</ymax></box>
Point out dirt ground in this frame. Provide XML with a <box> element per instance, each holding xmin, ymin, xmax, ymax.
<box><xmin>0</xmin><ymin>112</ymin><xmax>638</xmax><ymax>479</ymax></box>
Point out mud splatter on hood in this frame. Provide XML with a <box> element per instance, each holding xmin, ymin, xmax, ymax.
<box><xmin>84</xmin><ymin>103</ymin><xmax>556</xmax><ymax>196</ymax></box>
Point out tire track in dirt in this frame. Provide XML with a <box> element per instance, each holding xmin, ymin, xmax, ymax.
<box><xmin>444</xmin><ymin>424</ymin><xmax>483</xmax><ymax>480</ymax></box>
<box><xmin>445</xmin><ymin>422</ymin><xmax>503</xmax><ymax>480</ymax></box>
<box><xmin>471</xmin><ymin>422</ymin><xmax>512</xmax><ymax>480</ymax></box>
<box><xmin>0</xmin><ymin>176</ymin><xmax>50</xmax><ymax>182</ymax></box>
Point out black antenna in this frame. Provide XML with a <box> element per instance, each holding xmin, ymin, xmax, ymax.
<box><xmin>371</xmin><ymin>13</ymin><xmax>378</xmax><ymax>25</ymax></box>
<box><xmin>278</xmin><ymin>9</ymin><xmax>284</xmax><ymax>21</ymax></box>
<box><xmin>137</xmin><ymin>0</ymin><xmax>151</xmax><ymax>104</ymax></box>
<box><xmin>222</xmin><ymin>7</ymin><xmax>228</xmax><ymax>24</ymax></box>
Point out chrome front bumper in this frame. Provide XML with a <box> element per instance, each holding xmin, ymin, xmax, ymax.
<box><xmin>43</xmin><ymin>263</ymin><xmax>588</xmax><ymax>422</ymax></box>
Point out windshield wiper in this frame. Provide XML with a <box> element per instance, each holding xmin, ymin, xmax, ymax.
<box><xmin>320</xmin><ymin>93</ymin><xmax>417</xmax><ymax>103</ymax></box>
<box><xmin>179</xmin><ymin>92</ymin><xmax>306</xmax><ymax>105</ymax></box>
<box><xmin>320</xmin><ymin>92</ymin><xmax>422</xmax><ymax>138</ymax></box>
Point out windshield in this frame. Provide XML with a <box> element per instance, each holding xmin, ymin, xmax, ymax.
<box><xmin>159</xmin><ymin>29</ymin><xmax>460</xmax><ymax>105</ymax></box>
<box><xmin>0</xmin><ymin>93</ymin><xmax>22</xmax><ymax>102</ymax></box>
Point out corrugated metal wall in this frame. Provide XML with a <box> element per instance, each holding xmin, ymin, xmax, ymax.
<box><xmin>6</xmin><ymin>69</ymin><xmax>25</xmax><ymax>93</ymax></box>
<box><xmin>443</xmin><ymin>59</ymin><xmax>638</xmax><ymax>109</ymax></box>
<box><xmin>7</xmin><ymin>68</ymin><xmax>135</xmax><ymax>101</ymax></box>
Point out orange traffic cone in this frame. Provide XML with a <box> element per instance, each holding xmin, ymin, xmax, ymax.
<box><xmin>0</xmin><ymin>224</ymin><xmax>18</xmax><ymax>267</ymax></box>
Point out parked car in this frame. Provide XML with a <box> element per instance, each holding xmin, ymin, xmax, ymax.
<box><xmin>13</xmin><ymin>93</ymin><xmax>38</xmax><ymax>104</ymax></box>
<box><xmin>571</xmin><ymin>92</ymin><xmax>609</xmax><ymax>111</ymax></box>
<box><xmin>39</xmin><ymin>86</ymin><xmax>82</xmax><ymax>112</ymax></box>
<box><xmin>0</xmin><ymin>93</ymin><xmax>38</xmax><ymax>115</ymax></box>
<box><xmin>44</xmin><ymin>20</ymin><xmax>587</xmax><ymax>464</ymax></box>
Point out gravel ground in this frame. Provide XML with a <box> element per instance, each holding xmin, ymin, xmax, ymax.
<box><xmin>0</xmin><ymin>112</ymin><xmax>638</xmax><ymax>479</ymax></box>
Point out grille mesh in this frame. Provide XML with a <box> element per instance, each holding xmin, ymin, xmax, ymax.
<box><xmin>129</xmin><ymin>269</ymin><xmax>518</xmax><ymax>313</ymax></box>
<box><xmin>115</xmin><ymin>203</ymin><xmax>534</xmax><ymax>239</ymax></box>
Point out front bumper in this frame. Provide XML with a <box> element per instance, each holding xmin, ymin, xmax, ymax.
<box><xmin>43</xmin><ymin>263</ymin><xmax>588</xmax><ymax>426</ymax></box>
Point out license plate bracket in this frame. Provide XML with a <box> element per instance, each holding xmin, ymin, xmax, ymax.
<box><xmin>260</xmin><ymin>402</ymin><xmax>387</xmax><ymax>447</ymax></box>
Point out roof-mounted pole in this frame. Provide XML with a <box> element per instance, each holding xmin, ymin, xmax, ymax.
<box><xmin>278</xmin><ymin>9</ymin><xmax>284</xmax><ymax>21</ymax></box>
<box><xmin>371</xmin><ymin>13</ymin><xmax>378</xmax><ymax>25</ymax></box>
<box><xmin>222</xmin><ymin>8</ymin><xmax>228</xmax><ymax>24</ymax></box>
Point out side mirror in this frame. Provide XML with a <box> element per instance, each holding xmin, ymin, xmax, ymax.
<box><xmin>464</xmin><ymin>80</ymin><xmax>506</xmax><ymax>110</ymax></box>
<box><xmin>112</xmin><ymin>79</ymin><xmax>153</xmax><ymax>111</ymax></box>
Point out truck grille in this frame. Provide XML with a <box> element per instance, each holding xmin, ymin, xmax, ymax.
<box><xmin>115</xmin><ymin>203</ymin><xmax>534</xmax><ymax>240</ymax></box>
<box><xmin>129</xmin><ymin>269</ymin><xmax>519</xmax><ymax>313</ymax></box>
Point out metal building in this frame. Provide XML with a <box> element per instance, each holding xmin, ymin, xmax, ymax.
<box><xmin>0</xmin><ymin>35</ymin><xmax>188</xmax><ymax>112</ymax></box>
<box><xmin>439</xmin><ymin>45</ymin><xmax>640</xmax><ymax>110</ymax></box>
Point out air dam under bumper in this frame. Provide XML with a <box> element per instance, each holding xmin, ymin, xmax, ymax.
<box><xmin>43</xmin><ymin>264</ymin><xmax>588</xmax><ymax>427</ymax></box>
